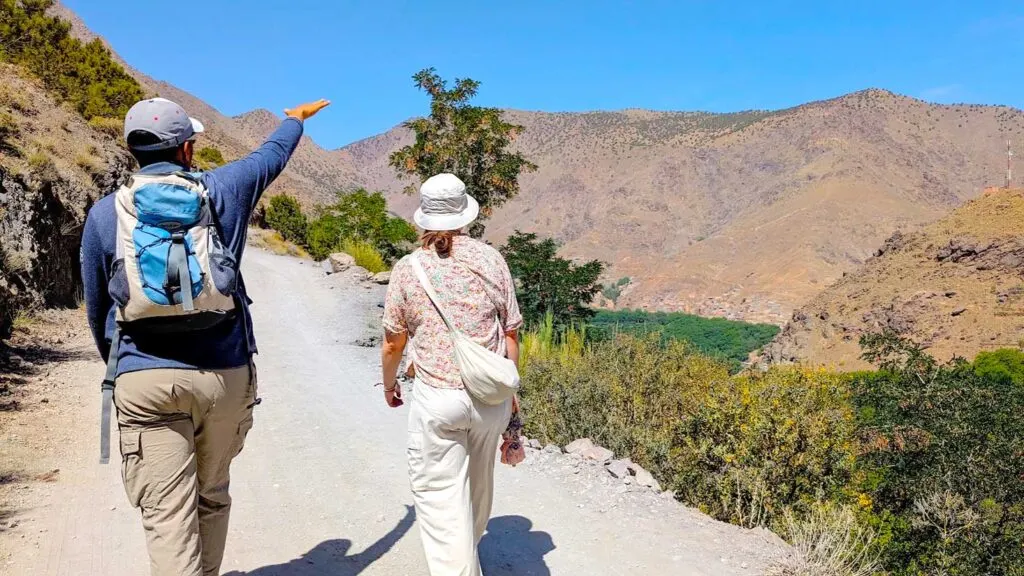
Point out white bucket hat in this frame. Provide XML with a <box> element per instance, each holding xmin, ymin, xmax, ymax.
<box><xmin>413</xmin><ymin>173</ymin><xmax>480</xmax><ymax>231</ymax></box>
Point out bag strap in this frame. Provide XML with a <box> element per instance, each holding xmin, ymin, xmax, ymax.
<box><xmin>99</xmin><ymin>325</ymin><xmax>121</xmax><ymax>464</ymax></box>
<box><xmin>410</xmin><ymin>253</ymin><xmax>457</xmax><ymax>335</ymax></box>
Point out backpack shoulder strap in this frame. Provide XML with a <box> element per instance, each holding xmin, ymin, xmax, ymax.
<box><xmin>410</xmin><ymin>253</ymin><xmax>456</xmax><ymax>335</ymax></box>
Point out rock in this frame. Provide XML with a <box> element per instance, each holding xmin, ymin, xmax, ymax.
<box><xmin>372</xmin><ymin>271</ymin><xmax>391</xmax><ymax>285</ymax></box>
<box><xmin>583</xmin><ymin>445</ymin><xmax>614</xmax><ymax>463</ymax></box>
<box><xmin>527</xmin><ymin>439</ymin><xmax>542</xmax><ymax>450</ymax></box>
<box><xmin>353</xmin><ymin>335</ymin><xmax>381</xmax><ymax>348</ymax></box>
<box><xmin>944</xmin><ymin>290</ymin><xmax>957</xmax><ymax>297</ymax></box>
<box><xmin>328</xmin><ymin>252</ymin><xmax>355</xmax><ymax>273</ymax></box>
<box><xmin>565</xmin><ymin>438</ymin><xmax>595</xmax><ymax>455</ymax></box>
<box><xmin>606</xmin><ymin>459</ymin><xmax>632</xmax><ymax>479</ymax></box>
<box><xmin>951</xmin><ymin>307</ymin><xmax>967</xmax><ymax>317</ymax></box>
<box><xmin>542</xmin><ymin>444</ymin><xmax>562</xmax><ymax>454</ymax></box>
<box><xmin>321</xmin><ymin>260</ymin><xmax>334</xmax><ymax>275</ymax></box>
<box><xmin>350</xmin><ymin>265</ymin><xmax>371</xmax><ymax>280</ymax></box>
<box><xmin>630</xmin><ymin>463</ymin><xmax>661</xmax><ymax>490</ymax></box>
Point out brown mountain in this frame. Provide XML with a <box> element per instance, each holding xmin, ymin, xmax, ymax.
<box><xmin>342</xmin><ymin>95</ymin><xmax>1024</xmax><ymax>323</ymax></box>
<box><xmin>764</xmin><ymin>188</ymin><xmax>1024</xmax><ymax>369</ymax></box>
<box><xmin>57</xmin><ymin>3</ymin><xmax>1024</xmax><ymax>324</ymax></box>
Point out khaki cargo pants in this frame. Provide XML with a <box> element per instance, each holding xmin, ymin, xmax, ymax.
<box><xmin>114</xmin><ymin>364</ymin><xmax>257</xmax><ymax>576</ymax></box>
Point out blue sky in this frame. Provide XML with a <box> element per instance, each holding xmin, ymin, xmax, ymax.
<box><xmin>67</xmin><ymin>0</ymin><xmax>1024</xmax><ymax>149</ymax></box>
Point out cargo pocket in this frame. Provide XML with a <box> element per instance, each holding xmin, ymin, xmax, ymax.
<box><xmin>406</xmin><ymin>432</ymin><xmax>427</xmax><ymax>492</ymax></box>
<box><xmin>119</xmin><ymin>430</ymin><xmax>145</xmax><ymax>508</ymax></box>
<box><xmin>233</xmin><ymin>365</ymin><xmax>258</xmax><ymax>457</ymax></box>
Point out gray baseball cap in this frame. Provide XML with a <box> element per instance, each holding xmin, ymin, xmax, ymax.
<box><xmin>123</xmin><ymin>97</ymin><xmax>205</xmax><ymax>151</ymax></box>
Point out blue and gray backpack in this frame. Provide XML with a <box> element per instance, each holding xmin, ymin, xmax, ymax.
<box><xmin>99</xmin><ymin>170</ymin><xmax>240</xmax><ymax>463</ymax></box>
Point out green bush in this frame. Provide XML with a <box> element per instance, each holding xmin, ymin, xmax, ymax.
<box><xmin>195</xmin><ymin>146</ymin><xmax>225</xmax><ymax>169</ymax></box>
<box><xmin>264</xmin><ymin>194</ymin><xmax>307</xmax><ymax>245</ymax></box>
<box><xmin>972</xmin><ymin>348</ymin><xmax>1024</xmax><ymax>387</ymax></box>
<box><xmin>341</xmin><ymin>238</ymin><xmax>386</xmax><ymax>274</ymax></box>
<box><xmin>0</xmin><ymin>0</ymin><xmax>145</xmax><ymax>119</ymax></box>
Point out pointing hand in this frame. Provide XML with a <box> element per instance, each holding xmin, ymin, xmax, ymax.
<box><xmin>284</xmin><ymin>99</ymin><xmax>331</xmax><ymax>122</ymax></box>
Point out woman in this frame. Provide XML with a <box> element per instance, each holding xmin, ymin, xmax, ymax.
<box><xmin>381</xmin><ymin>173</ymin><xmax>524</xmax><ymax>575</ymax></box>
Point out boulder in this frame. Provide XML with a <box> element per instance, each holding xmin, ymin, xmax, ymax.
<box><xmin>629</xmin><ymin>463</ymin><xmax>661</xmax><ymax>490</ymax></box>
<box><xmin>350</xmin><ymin>265</ymin><xmax>371</xmax><ymax>280</ymax></box>
<box><xmin>606</xmin><ymin>459</ymin><xmax>632</xmax><ymax>479</ymax></box>
<box><xmin>328</xmin><ymin>252</ymin><xmax>355</xmax><ymax>273</ymax></box>
<box><xmin>527</xmin><ymin>439</ymin><xmax>542</xmax><ymax>450</ymax></box>
<box><xmin>321</xmin><ymin>260</ymin><xmax>334</xmax><ymax>275</ymax></box>
<box><xmin>565</xmin><ymin>438</ymin><xmax>595</xmax><ymax>456</ymax></box>
<box><xmin>583</xmin><ymin>445</ymin><xmax>614</xmax><ymax>463</ymax></box>
<box><xmin>372</xmin><ymin>271</ymin><xmax>391</xmax><ymax>285</ymax></box>
<box><xmin>542</xmin><ymin>444</ymin><xmax>562</xmax><ymax>455</ymax></box>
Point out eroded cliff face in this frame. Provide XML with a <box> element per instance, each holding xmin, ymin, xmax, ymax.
<box><xmin>0</xmin><ymin>64</ymin><xmax>133</xmax><ymax>339</ymax></box>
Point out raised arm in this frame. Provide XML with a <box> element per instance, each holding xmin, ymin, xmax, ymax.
<box><xmin>206</xmin><ymin>99</ymin><xmax>330</xmax><ymax>247</ymax></box>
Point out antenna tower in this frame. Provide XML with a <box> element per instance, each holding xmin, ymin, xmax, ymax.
<box><xmin>1008</xmin><ymin>140</ymin><xmax>1014</xmax><ymax>189</ymax></box>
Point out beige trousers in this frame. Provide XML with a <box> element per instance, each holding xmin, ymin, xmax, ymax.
<box><xmin>407</xmin><ymin>380</ymin><xmax>512</xmax><ymax>576</ymax></box>
<box><xmin>114</xmin><ymin>364</ymin><xmax>256</xmax><ymax>576</ymax></box>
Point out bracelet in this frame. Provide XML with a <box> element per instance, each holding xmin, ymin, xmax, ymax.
<box><xmin>383</xmin><ymin>382</ymin><xmax>397</xmax><ymax>392</ymax></box>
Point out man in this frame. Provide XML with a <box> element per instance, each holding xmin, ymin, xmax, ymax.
<box><xmin>81</xmin><ymin>96</ymin><xmax>328</xmax><ymax>576</ymax></box>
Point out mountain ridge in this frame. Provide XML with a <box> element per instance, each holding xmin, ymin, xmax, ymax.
<box><xmin>55</xmin><ymin>2</ymin><xmax>1024</xmax><ymax>323</ymax></box>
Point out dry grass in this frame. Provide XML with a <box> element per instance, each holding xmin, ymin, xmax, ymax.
<box><xmin>74</xmin><ymin>152</ymin><xmax>103</xmax><ymax>176</ymax></box>
<box><xmin>247</xmin><ymin>228</ymin><xmax>309</xmax><ymax>259</ymax></box>
<box><xmin>87</xmin><ymin>116</ymin><xmax>122</xmax><ymax>138</ymax></box>
<box><xmin>770</xmin><ymin>505</ymin><xmax>879</xmax><ymax>576</ymax></box>
<box><xmin>341</xmin><ymin>239</ymin><xmax>387</xmax><ymax>274</ymax></box>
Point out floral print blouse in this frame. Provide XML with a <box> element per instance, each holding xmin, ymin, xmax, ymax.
<box><xmin>382</xmin><ymin>236</ymin><xmax>524</xmax><ymax>390</ymax></box>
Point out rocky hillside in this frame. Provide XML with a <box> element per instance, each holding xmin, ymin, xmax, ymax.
<box><xmin>342</xmin><ymin>95</ymin><xmax>1024</xmax><ymax>323</ymax></box>
<box><xmin>0</xmin><ymin>64</ymin><xmax>134</xmax><ymax>338</ymax></box>
<box><xmin>764</xmin><ymin>188</ymin><xmax>1024</xmax><ymax>369</ymax></box>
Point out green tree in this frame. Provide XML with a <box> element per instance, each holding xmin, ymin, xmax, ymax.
<box><xmin>500</xmin><ymin>231</ymin><xmax>604</xmax><ymax>329</ymax></box>
<box><xmin>264</xmin><ymin>194</ymin><xmax>307</xmax><ymax>245</ymax></box>
<box><xmin>389</xmin><ymin>68</ymin><xmax>537</xmax><ymax>237</ymax></box>
<box><xmin>305</xmin><ymin>189</ymin><xmax>417</xmax><ymax>262</ymax></box>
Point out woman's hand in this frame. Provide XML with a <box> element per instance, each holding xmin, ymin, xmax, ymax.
<box><xmin>384</xmin><ymin>383</ymin><xmax>404</xmax><ymax>408</ymax></box>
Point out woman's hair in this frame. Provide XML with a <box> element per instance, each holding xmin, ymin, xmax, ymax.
<box><xmin>421</xmin><ymin>230</ymin><xmax>460</xmax><ymax>258</ymax></box>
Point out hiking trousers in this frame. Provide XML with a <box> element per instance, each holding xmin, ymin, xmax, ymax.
<box><xmin>407</xmin><ymin>380</ymin><xmax>512</xmax><ymax>576</ymax></box>
<box><xmin>114</xmin><ymin>364</ymin><xmax>257</xmax><ymax>576</ymax></box>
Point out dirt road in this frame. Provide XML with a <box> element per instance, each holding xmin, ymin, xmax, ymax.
<box><xmin>1</xmin><ymin>248</ymin><xmax>787</xmax><ymax>575</ymax></box>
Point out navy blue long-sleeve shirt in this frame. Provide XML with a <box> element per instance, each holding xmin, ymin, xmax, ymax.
<box><xmin>81</xmin><ymin>117</ymin><xmax>303</xmax><ymax>375</ymax></box>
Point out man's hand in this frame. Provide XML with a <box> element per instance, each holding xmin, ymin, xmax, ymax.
<box><xmin>384</xmin><ymin>383</ymin><xmax>404</xmax><ymax>408</ymax></box>
<box><xmin>284</xmin><ymin>99</ymin><xmax>331</xmax><ymax>122</ymax></box>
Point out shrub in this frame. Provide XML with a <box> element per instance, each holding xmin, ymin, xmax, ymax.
<box><xmin>0</xmin><ymin>0</ymin><xmax>145</xmax><ymax>119</ymax></box>
<box><xmin>972</xmin><ymin>348</ymin><xmax>1024</xmax><ymax>387</ymax></box>
<box><xmin>87</xmin><ymin>116</ymin><xmax>123</xmax><ymax>138</ymax></box>
<box><xmin>341</xmin><ymin>238</ymin><xmax>387</xmax><ymax>274</ymax></box>
<box><xmin>520</xmin><ymin>333</ymin><xmax>858</xmax><ymax>529</ymax></box>
<box><xmin>75</xmin><ymin>152</ymin><xmax>102</xmax><ymax>175</ymax></box>
<box><xmin>0</xmin><ymin>111</ymin><xmax>19</xmax><ymax>151</ymax></box>
<box><xmin>28</xmin><ymin>150</ymin><xmax>56</xmax><ymax>180</ymax></box>
<box><xmin>264</xmin><ymin>194</ymin><xmax>307</xmax><ymax>245</ymax></box>
<box><xmin>195</xmin><ymin>146</ymin><xmax>225</xmax><ymax>169</ymax></box>
<box><xmin>853</xmin><ymin>331</ymin><xmax>1024</xmax><ymax>575</ymax></box>
<box><xmin>774</xmin><ymin>504</ymin><xmax>879</xmax><ymax>576</ymax></box>
<box><xmin>306</xmin><ymin>189</ymin><xmax>417</xmax><ymax>263</ymax></box>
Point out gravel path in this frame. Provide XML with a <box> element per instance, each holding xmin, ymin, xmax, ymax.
<box><xmin>3</xmin><ymin>248</ymin><xmax>789</xmax><ymax>575</ymax></box>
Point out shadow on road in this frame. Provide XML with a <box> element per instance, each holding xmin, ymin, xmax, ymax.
<box><xmin>223</xmin><ymin>505</ymin><xmax>415</xmax><ymax>575</ymax></box>
<box><xmin>480</xmin><ymin>515</ymin><xmax>555</xmax><ymax>576</ymax></box>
